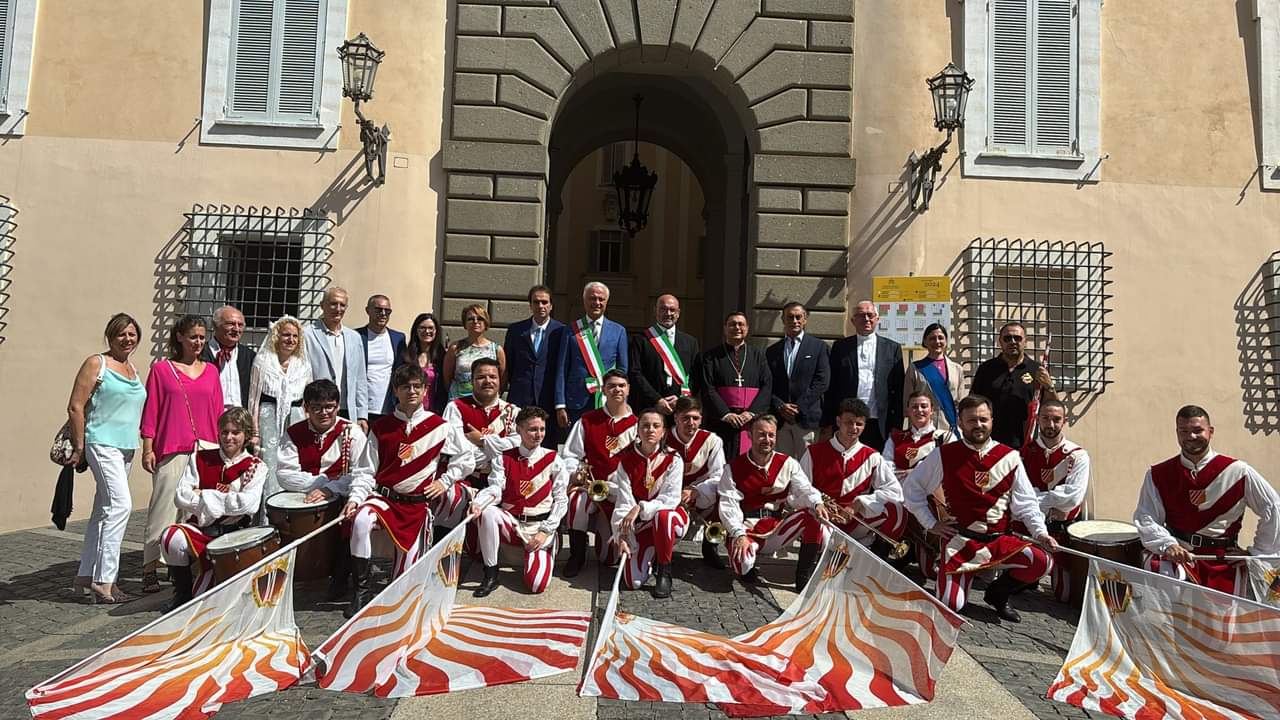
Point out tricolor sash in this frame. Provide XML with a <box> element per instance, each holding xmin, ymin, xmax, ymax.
<box><xmin>914</xmin><ymin>357</ymin><xmax>957</xmax><ymax>428</ymax></box>
<box><xmin>573</xmin><ymin>318</ymin><xmax>610</xmax><ymax>409</ymax></box>
<box><xmin>645</xmin><ymin>325</ymin><xmax>691</xmax><ymax>396</ymax></box>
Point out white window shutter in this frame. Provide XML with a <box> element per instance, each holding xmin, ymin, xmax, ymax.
<box><xmin>990</xmin><ymin>0</ymin><xmax>1030</xmax><ymax>149</ymax></box>
<box><xmin>229</xmin><ymin>0</ymin><xmax>274</xmax><ymax>116</ymax></box>
<box><xmin>278</xmin><ymin>0</ymin><xmax>322</xmax><ymax>118</ymax></box>
<box><xmin>0</xmin><ymin>0</ymin><xmax>13</xmax><ymax>107</ymax></box>
<box><xmin>1033</xmin><ymin>0</ymin><xmax>1075</xmax><ymax>149</ymax></box>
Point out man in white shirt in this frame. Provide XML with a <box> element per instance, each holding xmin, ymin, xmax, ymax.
<box><xmin>1016</xmin><ymin>399</ymin><xmax>1090</xmax><ymax>602</ymax></box>
<box><xmin>304</xmin><ymin>286</ymin><xmax>369</xmax><ymax>431</ymax></box>
<box><xmin>1133</xmin><ymin>404</ymin><xmax>1280</xmax><ymax>597</ymax></box>
<box><xmin>201</xmin><ymin>305</ymin><xmax>255</xmax><ymax>410</ymax></box>
<box><xmin>825</xmin><ymin>301</ymin><xmax>904</xmax><ymax>452</ymax></box>
<box><xmin>357</xmin><ymin>294</ymin><xmax>406</xmax><ymax>423</ymax></box>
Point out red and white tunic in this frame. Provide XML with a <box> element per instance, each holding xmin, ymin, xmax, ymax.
<box><xmin>800</xmin><ymin>438</ymin><xmax>904</xmax><ymax>542</ymax></box>
<box><xmin>610</xmin><ymin>445</ymin><xmax>684</xmax><ymax>535</ymax></box>
<box><xmin>275</xmin><ymin>418</ymin><xmax>374</xmax><ymax>496</ymax></box>
<box><xmin>718</xmin><ymin>451</ymin><xmax>817</xmax><ymax>539</ymax></box>
<box><xmin>475</xmin><ymin>445</ymin><xmax>569</xmax><ymax>539</ymax></box>
<box><xmin>666</xmin><ymin>427</ymin><xmax>724</xmax><ymax>508</ymax></box>
<box><xmin>442</xmin><ymin>396</ymin><xmax>520</xmax><ymax>476</ymax></box>
<box><xmin>1135</xmin><ymin>451</ymin><xmax>1280</xmax><ymax>555</ymax></box>
<box><xmin>1020</xmin><ymin>438</ymin><xmax>1089</xmax><ymax>520</ymax></box>
<box><xmin>884</xmin><ymin>425</ymin><xmax>950</xmax><ymax>475</ymax></box>
<box><xmin>167</xmin><ymin>449</ymin><xmax>267</xmax><ymax>580</ymax></box>
<box><xmin>903</xmin><ymin>439</ymin><xmax>1047</xmax><ymax>574</ymax></box>
<box><xmin>563</xmin><ymin>407</ymin><xmax>639</xmax><ymax>496</ymax></box>
<box><xmin>349</xmin><ymin>407</ymin><xmax>475</xmax><ymax>552</ymax></box>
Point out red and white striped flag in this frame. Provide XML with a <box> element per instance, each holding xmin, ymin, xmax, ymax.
<box><xmin>26</xmin><ymin>547</ymin><xmax>310</xmax><ymax>720</ymax></box>
<box><xmin>579</xmin><ymin>526</ymin><xmax>966</xmax><ymax>716</ymax></box>
<box><xmin>313</xmin><ymin>521</ymin><xmax>590</xmax><ymax>697</ymax></box>
<box><xmin>1048</xmin><ymin>555</ymin><xmax>1280</xmax><ymax>719</ymax></box>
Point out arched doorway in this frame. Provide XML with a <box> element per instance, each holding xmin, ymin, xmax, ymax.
<box><xmin>439</xmin><ymin>2</ymin><xmax>856</xmax><ymax>343</ymax></box>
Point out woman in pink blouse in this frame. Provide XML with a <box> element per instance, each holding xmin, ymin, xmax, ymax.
<box><xmin>139</xmin><ymin>315</ymin><xmax>223</xmax><ymax>593</ymax></box>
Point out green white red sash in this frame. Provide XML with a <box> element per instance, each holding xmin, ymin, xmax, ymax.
<box><xmin>645</xmin><ymin>325</ymin><xmax>691</xmax><ymax>396</ymax></box>
<box><xmin>573</xmin><ymin>317</ymin><xmax>609</xmax><ymax>409</ymax></box>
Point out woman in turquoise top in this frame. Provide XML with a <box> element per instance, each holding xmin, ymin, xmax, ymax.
<box><xmin>65</xmin><ymin>313</ymin><xmax>147</xmax><ymax>604</ymax></box>
<box><xmin>443</xmin><ymin>303</ymin><xmax>506</xmax><ymax>400</ymax></box>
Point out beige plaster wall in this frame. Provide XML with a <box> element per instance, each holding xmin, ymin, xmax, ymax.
<box><xmin>0</xmin><ymin>0</ymin><xmax>447</xmax><ymax>532</ymax></box>
<box><xmin>850</xmin><ymin>0</ymin><xmax>1280</xmax><ymax>527</ymax></box>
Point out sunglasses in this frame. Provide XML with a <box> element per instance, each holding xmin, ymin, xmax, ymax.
<box><xmin>370</xmin><ymin>307</ymin><xmax>393</xmax><ymax>316</ymax></box>
<box><xmin>1001</xmin><ymin>334</ymin><xmax>1025</xmax><ymax>342</ymax></box>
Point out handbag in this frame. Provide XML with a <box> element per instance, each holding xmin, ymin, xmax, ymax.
<box><xmin>50</xmin><ymin>355</ymin><xmax>108</xmax><ymax>466</ymax></box>
<box><xmin>169</xmin><ymin>359</ymin><xmax>219</xmax><ymax>452</ymax></box>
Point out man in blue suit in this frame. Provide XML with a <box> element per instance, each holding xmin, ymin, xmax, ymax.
<box><xmin>556</xmin><ymin>281</ymin><xmax>629</xmax><ymax>429</ymax></box>
<box><xmin>356</xmin><ymin>293</ymin><xmax>407</xmax><ymax>423</ymax></box>
<box><xmin>504</xmin><ymin>285</ymin><xmax>567</xmax><ymax>446</ymax></box>
<box><xmin>766</xmin><ymin>302</ymin><xmax>831</xmax><ymax>457</ymax></box>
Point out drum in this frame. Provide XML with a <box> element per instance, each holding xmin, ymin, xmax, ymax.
<box><xmin>266</xmin><ymin>491</ymin><xmax>341</xmax><ymax>582</ymax></box>
<box><xmin>206</xmin><ymin>526</ymin><xmax>281</xmax><ymax>585</ymax></box>
<box><xmin>1064</xmin><ymin>520</ymin><xmax>1142</xmax><ymax>606</ymax></box>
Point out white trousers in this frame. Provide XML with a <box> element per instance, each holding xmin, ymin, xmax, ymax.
<box><xmin>78</xmin><ymin>445</ymin><xmax>134</xmax><ymax>583</ymax></box>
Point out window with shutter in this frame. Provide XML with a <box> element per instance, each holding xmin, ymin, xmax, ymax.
<box><xmin>1259</xmin><ymin>0</ymin><xmax>1280</xmax><ymax>190</ymax></box>
<box><xmin>0</xmin><ymin>0</ymin><xmax>35</xmax><ymax>134</ymax></box>
<box><xmin>0</xmin><ymin>0</ymin><xmax>13</xmax><ymax>110</ymax></box>
<box><xmin>964</xmin><ymin>0</ymin><xmax>1100</xmax><ymax>181</ymax></box>
<box><xmin>226</xmin><ymin>0</ymin><xmax>323</xmax><ymax>123</ymax></box>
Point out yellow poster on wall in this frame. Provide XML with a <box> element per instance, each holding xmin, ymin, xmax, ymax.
<box><xmin>872</xmin><ymin>276</ymin><xmax>952</xmax><ymax>349</ymax></box>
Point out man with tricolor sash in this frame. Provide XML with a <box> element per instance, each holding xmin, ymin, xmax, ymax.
<box><xmin>667</xmin><ymin>395</ymin><xmax>727</xmax><ymax>568</ymax></box>
<box><xmin>629</xmin><ymin>294</ymin><xmax>699</xmax><ymax>415</ymax></box>
<box><xmin>1016</xmin><ymin>398</ymin><xmax>1090</xmax><ymax>602</ymax></box>
<box><xmin>719</xmin><ymin>414</ymin><xmax>830</xmax><ymax>591</ymax></box>
<box><xmin>344</xmin><ymin>363</ymin><xmax>475</xmax><ymax>616</ymax></box>
<box><xmin>555</xmin><ymin>281</ymin><xmax>628</xmax><ymax>429</ymax></box>
<box><xmin>612</xmin><ymin>409</ymin><xmax>686</xmax><ymax>598</ymax></box>
<box><xmin>562</xmin><ymin>369</ymin><xmax>638</xmax><ymax>577</ymax></box>
<box><xmin>469</xmin><ymin>406</ymin><xmax>569</xmax><ymax>598</ymax></box>
<box><xmin>904</xmin><ymin>394</ymin><xmax>1057</xmax><ymax>622</ymax></box>
<box><xmin>800</xmin><ymin>398</ymin><xmax>906</xmax><ymax>558</ymax></box>
<box><xmin>1133</xmin><ymin>404</ymin><xmax>1280</xmax><ymax>596</ymax></box>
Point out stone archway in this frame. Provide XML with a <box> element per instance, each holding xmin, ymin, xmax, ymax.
<box><xmin>440</xmin><ymin>1</ymin><xmax>855</xmax><ymax>341</ymax></box>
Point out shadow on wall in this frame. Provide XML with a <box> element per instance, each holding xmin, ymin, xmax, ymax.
<box><xmin>1235</xmin><ymin>251</ymin><xmax>1280</xmax><ymax>435</ymax></box>
<box><xmin>149</xmin><ymin>154</ymin><xmax>367</xmax><ymax>359</ymax></box>
<box><xmin>0</xmin><ymin>196</ymin><xmax>16</xmax><ymax>346</ymax></box>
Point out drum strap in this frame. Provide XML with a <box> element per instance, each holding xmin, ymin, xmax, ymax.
<box><xmin>1170</xmin><ymin>528</ymin><xmax>1237</xmax><ymax>549</ymax></box>
<box><xmin>200</xmin><ymin>517</ymin><xmax>252</xmax><ymax>537</ymax></box>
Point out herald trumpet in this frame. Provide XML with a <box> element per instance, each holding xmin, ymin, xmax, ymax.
<box><xmin>822</xmin><ymin>493</ymin><xmax>910</xmax><ymax>560</ymax></box>
<box><xmin>704</xmin><ymin>521</ymin><xmax>727</xmax><ymax>545</ymax></box>
<box><xmin>588</xmin><ymin>477</ymin><xmax>611</xmax><ymax>502</ymax></box>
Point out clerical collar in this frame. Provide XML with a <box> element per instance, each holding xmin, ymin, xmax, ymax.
<box><xmin>1180</xmin><ymin>449</ymin><xmax>1217</xmax><ymax>471</ymax></box>
<box><xmin>961</xmin><ymin>437</ymin><xmax>997</xmax><ymax>457</ymax></box>
<box><xmin>727</xmin><ymin>341</ymin><xmax>746</xmax><ymax>351</ymax></box>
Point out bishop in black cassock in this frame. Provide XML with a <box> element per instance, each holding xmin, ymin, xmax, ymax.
<box><xmin>699</xmin><ymin>312</ymin><xmax>772</xmax><ymax>457</ymax></box>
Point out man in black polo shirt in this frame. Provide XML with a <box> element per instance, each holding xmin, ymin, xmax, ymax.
<box><xmin>970</xmin><ymin>321</ymin><xmax>1057</xmax><ymax>449</ymax></box>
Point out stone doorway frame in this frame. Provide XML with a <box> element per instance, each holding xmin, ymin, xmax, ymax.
<box><xmin>439</xmin><ymin>1</ymin><xmax>856</xmax><ymax>341</ymax></box>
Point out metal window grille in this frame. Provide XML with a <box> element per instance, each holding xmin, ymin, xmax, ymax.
<box><xmin>181</xmin><ymin>205</ymin><xmax>333</xmax><ymax>346</ymax></box>
<box><xmin>1238</xmin><ymin>251</ymin><xmax>1280</xmax><ymax>433</ymax></box>
<box><xmin>0</xmin><ymin>195</ymin><xmax>15</xmax><ymax>346</ymax></box>
<box><xmin>590</xmin><ymin>229</ymin><xmax>627</xmax><ymax>274</ymax></box>
<box><xmin>952</xmin><ymin>238</ymin><xmax>1113</xmax><ymax>395</ymax></box>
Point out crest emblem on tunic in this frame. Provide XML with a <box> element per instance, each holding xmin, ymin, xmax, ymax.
<box><xmin>398</xmin><ymin>442</ymin><xmax>416</xmax><ymax>462</ymax></box>
<box><xmin>251</xmin><ymin>557</ymin><xmax>290</xmax><ymax>608</ymax></box>
<box><xmin>973</xmin><ymin>471</ymin><xmax>992</xmax><ymax>490</ymax></box>
<box><xmin>1266</xmin><ymin>569</ymin><xmax>1280</xmax><ymax>602</ymax></box>
<box><xmin>1188</xmin><ymin>488</ymin><xmax>1207</xmax><ymax>506</ymax></box>
<box><xmin>1040</xmin><ymin>467</ymin><xmax>1054</xmax><ymax>485</ymax></box>
<box><xmin>822</xmin><ymin>543</ymin><xmax>852</xmax><ymax>579</ymax></box>
<box><xmin>905</xmin><ymin>446</ymin><xmax>919</xmax><ymax>462</ymax></box>
<box><xmin>436</xmin><ymin>542</ymin><xmax>464</xmax><ymax>587</ymax></box>
<box><xmin>605</xmin><ymin>435</ymin><xmax>621</xmax><ymax>454</ymax></box>
<box><xmin>1097</xmin><ymin>570</ymin><xmax>1132</xmax><ymax>615</ymax></box>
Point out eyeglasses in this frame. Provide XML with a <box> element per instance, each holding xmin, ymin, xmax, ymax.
<box><xmin>370</xmin><ymin>307</ymin><xmax>392</xmax><ymax>316</ymax></box>
<box><xmin>853</xmin><ymin>313</ymin><xmax>876</xmax><ymax>319</ymax></box>
<box><xmin>464</xmin><ymin>316</ymin><xmax>485</xmax><ymax>323</ymax></box>
<box><xmin>1001</xmin><ymin>334</ymin><xmax>1025</xmax><ymax>342</ymax></box>
<box><xmin>307</xmin><ymin>403</ymin><xmax>339</xmax><ymax>414</ymax></box>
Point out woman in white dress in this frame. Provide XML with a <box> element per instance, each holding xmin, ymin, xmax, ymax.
<box><xmin>247</xmin><ymin>316</ymin><xmax>311</xmax><ymax>501</ymax></box>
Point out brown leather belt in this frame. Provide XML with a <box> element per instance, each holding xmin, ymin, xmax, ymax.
<box><xmin>379</xmin><ymin>487</ymin><xmax>431</xmax><ymax>504</ymax></box>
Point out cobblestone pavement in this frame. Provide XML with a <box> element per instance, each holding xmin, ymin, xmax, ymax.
<box><xmin>2</xmin><ymin>514</ymin><xmax>1096</xmax><ymax>719</ymax></box>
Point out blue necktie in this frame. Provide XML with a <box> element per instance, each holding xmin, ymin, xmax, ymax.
<box><xmin>532</xmin><ymin>326</ymin><xmax>543</xmax><ymax>353</ymax></box>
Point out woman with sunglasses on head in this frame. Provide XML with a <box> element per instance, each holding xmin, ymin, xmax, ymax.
<box><xmin>404</xmin><ymin>312</ymin><xmax>448</xmax><ymax>413</ymax></box>
<box><xmin>442</xmin><ymin>304</ymin><xmax>506</xmax><ymax>400</ymax></box>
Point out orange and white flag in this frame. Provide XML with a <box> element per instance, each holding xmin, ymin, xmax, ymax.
<box><xmin>313</xmin><ymin>521</ymin><xmax>590</xmax><ymax>697</ymax></box>
<box><xmin>26</xmin><ymin>547</ymin><xmax>310</xmax><ymax>720</ymax></box>
<box><xmin>1048</xmin><ymin>555</ymin><xmax>1280</xmax><ymax>719</ymax></box>
<box><xmin>580</xmin><ymin>526</ymin><xmax>966</xmax><ymax>716</ymax></box>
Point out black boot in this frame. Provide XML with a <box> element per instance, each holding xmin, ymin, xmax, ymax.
<box><xmin>345</xmin><ymin>557</ymin><xmax>374</xmax><ymax>619</ymax></box>
<box><xmin>738</xmin><ymin>567</ymin><xmax>759</xmax><ymax>585</ymax></box>
<box><xmin>983</xmin><ymin>571</ymin><xmax>1022</xmax><ymax>622</ymax></box>
<box><xmin>563</xmin><ymin>530</ymin><xmax>588</xmax><ymax>578</ymax></box>
<box><xmin>652</xmin><ymin>563</ymin><xmax>673</xmax><ymax>599</ymax></box>
<box><xmin>167</xmin><ymin>565</ymin><xmax>193</xmax><ymax>612</ymax></box>
<box><xmin>328</xmin><ymin>550</ymin><xmax>351</xmax><ymax>601</ymax></box>
<box><xmin>474</xmin><ymin>564</ymin><xmax>500</xmax><ymax>598</ymax></box>
<box><xmin>701</xmin><ymin>539</ymin><xmax>725</xmax><ymax>569</ymax></box>
<box><xmin>795</xmin><ymin>542</ymin><xmax>821</xmax><ymax>592</ymax></box>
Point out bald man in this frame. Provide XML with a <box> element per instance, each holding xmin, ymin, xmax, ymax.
<box><xmin>629</xmin><ymin>294</ymin><xmax>700</xmax><ymax>414</ymax></box>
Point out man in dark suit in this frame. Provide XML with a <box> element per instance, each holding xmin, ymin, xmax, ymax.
<box><xmin>766</xmin><ymin>302</ymin><xmax>830</xmax><ymax>457</ymax></box>
<box><xmin>556</xmin><ymin>281</ymin><xmax>629</xmax><ymax>427</ymax></box>
<box><xmin>356</xmin><ymin>294</ymin><xmax>407</xmax><ymax>423</ymax></box>
<box><xmin>824</xmin><ymin>300</ymin><xmax>904</xmax><ymax>451</ymax></box>
<box><xmin>504</xmin><ymin>285</ymin><xmax>567</xmax><ymax>447</ymax></box>
<box><xmin>202</xmin><ymin>305</ymin><xmax>255</xmax><ymax>409</ymax></box>
<box><xmin>629</xmin><ymin>294</ymin><xmax>699</xmax><ymax>415</ymax></box>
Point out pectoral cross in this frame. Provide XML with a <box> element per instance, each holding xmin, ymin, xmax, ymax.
<box><xmin>734</xmin><ymin>374</ymin><xmax>744</xmax><ymax>387</ymax></box>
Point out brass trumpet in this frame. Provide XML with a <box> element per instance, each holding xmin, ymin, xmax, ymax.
<box><xmin>704</xmin><ymin>521</ymin><xmax>727</xmax><ymax>545</ymax></box>
<box><xmin>821</xmin><ymin>493</ymin><xmax>910</xmax><ymax>560</ymax></box>
<box><xmin>588</xmin><ymin>477</ymin><xmax>611</xmax><ymax>502</ymax></box>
